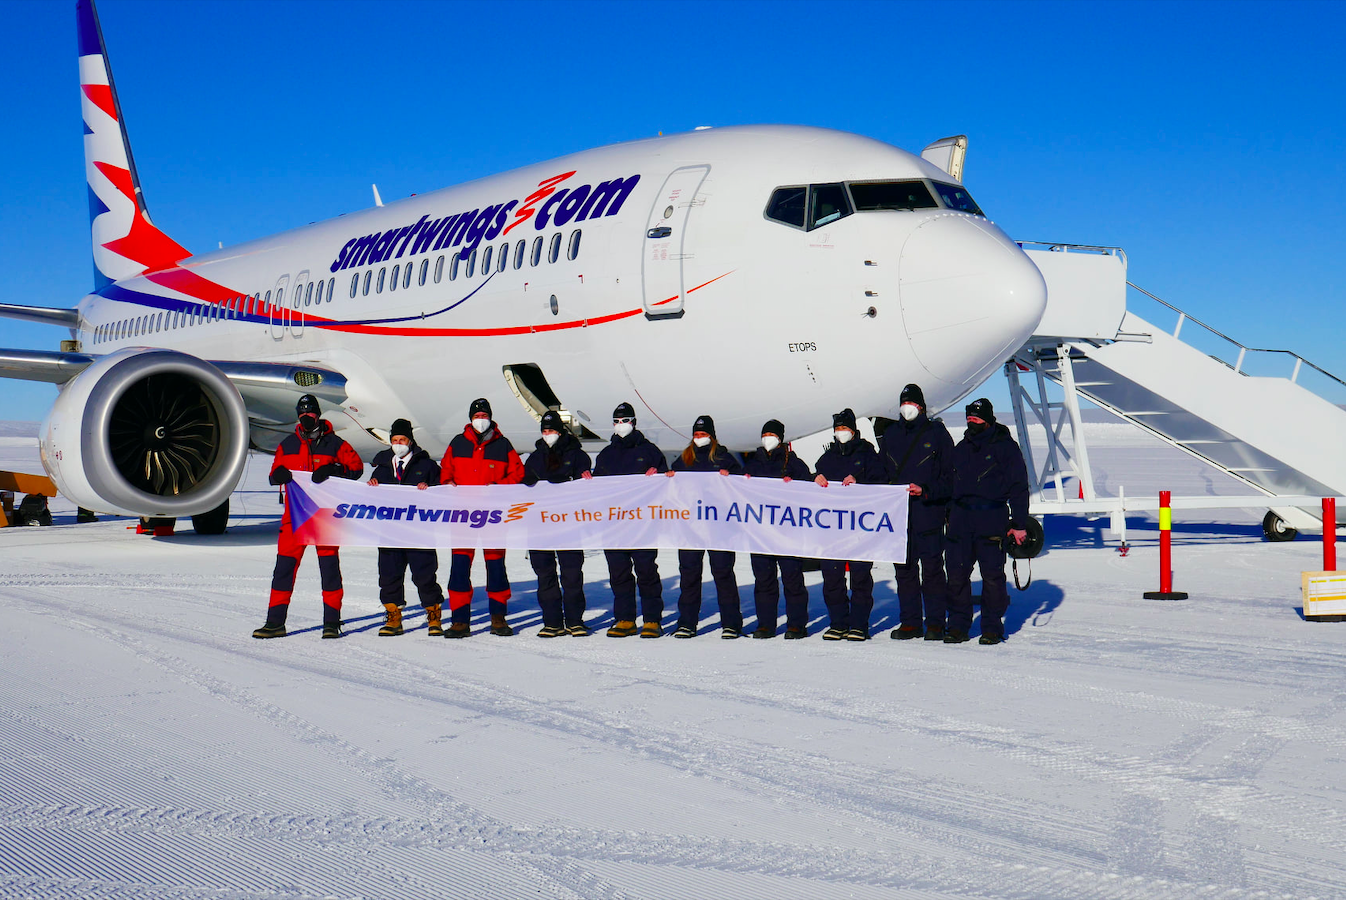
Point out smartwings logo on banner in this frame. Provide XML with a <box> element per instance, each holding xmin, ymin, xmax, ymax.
<box><xmin>329</xmin><ymin>171</ymin><xmax>640</xmax><ymax>273</ymax></box>
<box><xmin>332</xmin><ymin>500</ymin><xmax>533</xmax><ymax>527</ymax></box>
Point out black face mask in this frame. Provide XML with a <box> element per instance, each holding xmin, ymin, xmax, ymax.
<box><xmin>299</xmin><ymin>414</ymin><xmax>320</xmax><ymax>434</ymax></box>
<box><xmin>966</xmin><ymin>421</ymin><xmax>988</xmax><ymax>436</ymax></box>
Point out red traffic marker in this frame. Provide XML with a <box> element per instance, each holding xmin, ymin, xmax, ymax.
<box><xmin>1143</xmin><ymin>491</ymin><xmax>1188</xmax><ymax>600</ymax></box>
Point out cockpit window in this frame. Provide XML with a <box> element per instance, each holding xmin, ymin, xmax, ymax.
<box><xmin>765</xmin><ymin>186</ymin><xmax>807</xmax><ymax>228</ymax></box>
<box><xmin>849</xmin><ymin>180</ymin><xmax>939</xmax><ymax>211</ymax></box>
<box><xmin>808</xmin><ymin>183</ymin><xmax>851</xmax><ymax>230</ymax></box>
<box><xmin>932</xmin><ymin>182</ymin><xmax>984</xmax><ymax>216</ymax></box>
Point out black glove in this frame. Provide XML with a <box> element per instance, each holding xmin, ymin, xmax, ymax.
<box><xmin>270</xmin><ymin>465</ymin><xmax>293</xmax><ymax>486</ymax></box>
<box><xmin>310</xmin><ymin>463</ymin><xmax>338</xmax><ymax>484</ymax></box>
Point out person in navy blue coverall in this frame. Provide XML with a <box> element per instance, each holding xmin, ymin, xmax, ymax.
<box><xmin>944</xmin><ymin>398</ymin><xmax>1030</xmax><ymax>646</ymax></box>
<box><xmin>367</xmin><ymin>418</ymin><xmax>443</xmax><ymax>636</ymax></box>
<box><xmin>742</xmin><ymin>418</ymin><xmax>813</xmax><ymax>639</ymax></box>
<box><xmin>522</xmin><ymin>410</ymin><xmax>594</xmax><ymax>637</ymax></box>
<box><xmin>878</xmin><ymin>384</ymin><xmax>955</xmax><ymax>641</ymax></box>
<box><xmin>667</xmin><ymin>415</ymin><xmax>744</xmax><ymax>639</ymax></box>
<box><xmin>813</xmin><ymin>408</ymin><xmax>889</xmax><ymax>641</ymax></box>
<box><xmin>592</xmin><ymin>402</ymin><xmax>668</xmax><ymax>638</ymax></box>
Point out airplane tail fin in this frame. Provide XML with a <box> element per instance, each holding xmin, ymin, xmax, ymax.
<box><xmin>77</xmin><ymin>0</ymin><xmax>189</xmax><ymax>289</ymax></box>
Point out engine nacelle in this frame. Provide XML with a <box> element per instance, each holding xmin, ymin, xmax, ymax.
<box><xmin>39</xmin><ymin>348</ymin><xmax>250</xmax><ymax>517</ymax></box>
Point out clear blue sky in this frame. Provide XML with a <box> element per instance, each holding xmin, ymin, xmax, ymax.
<box><xmin>2</xmin><ymin>0</ymin><xmax>1343</xmax><ymax>423</ymax></box>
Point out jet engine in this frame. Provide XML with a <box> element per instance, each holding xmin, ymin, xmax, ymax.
<box><xmin>39</xmin><ymin>348</ymin><xmax>249</xmax><ymax>518</ymax></box>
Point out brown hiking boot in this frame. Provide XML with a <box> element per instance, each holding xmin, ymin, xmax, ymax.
<box><xmin>640</xmin><ymin>620</ymin><xmax>663</xmax><ymax>639</ymax></box>
<box><xmin>425</xmin><ymin>604</ymin><xmax>443</xmax><ymax>636</ymax></box>
<box><xmin>378</xmin><ymin>603</ymin><xmax>403</xmax><ymax>636</ymax></box>
<box><xmin>490</xmin><ymin>614</ymin><xmax>514</xmax><ymax>636</ymax></box>
<box><xmin>445</xmin><ymin>621</ymin><xmax>471</xmax><ymax>639</ymax></box>
<box><xmin>606</xmin><ymin>619</ymin><xmax>638</xmax><ymax>637</ymax></box>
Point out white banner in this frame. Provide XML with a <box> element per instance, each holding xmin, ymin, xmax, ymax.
<box><xmin>286</xmin><ymin>472</ymin><xmax>909</xmax><ymax>562</ymax></box>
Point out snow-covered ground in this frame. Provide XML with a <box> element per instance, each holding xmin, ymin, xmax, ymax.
<box><xmin>3</xmin><ymin>422</ymin><xmax>1345</xmax><ymax>899</ymax></box>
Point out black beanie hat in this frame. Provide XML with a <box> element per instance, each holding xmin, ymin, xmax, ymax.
<box><xmin>900</xmin><ymin>383</ymin><xmax>926</xmax><ymax>408</ymax></box>
<box><xmin>296</xmin><ymin>394</ymin><xmax>320</xmax><ymax>417</ymax></box>
<box><xmin>389</xmin><ymin>418</ymin><xmax>414</xmax><ymax>441</ymax></box>
<box><xmin>761</xmin><ymin>418</ymin><xmax>785</xmax><ymax>439</ymax></box>
<box><xmin>469</xmin><ymin>397</ymin><xmax>492</xmax><ymax>419</ymax></box>
<box><xmin>539</xmin><ymin>410</ymin><xmax>565</xmax><ymax>433</ymax></box>
<box><xmin>832</xmin><ymin>408</ymin><xmax>857</xmax><ymax>431</ymax></box>
<box><xmin>692</xmin><ymin>414</ymin><xmax>716</xmax><ymax>438</ymax></box>
<box><xmin>965</xmin><ymin>397</ymin><xmax>995</xmax><ymax>423</ymax></box>
<box><xmin>613</xmin><ymin>401</ymin><xmax>636</xmax><ymax>420</ymax></box>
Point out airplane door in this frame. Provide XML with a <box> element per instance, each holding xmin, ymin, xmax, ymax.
<box><xmin>290</xmin><ymin>271</ymin><xmax>308</xmax><ymax>338</ymax></box>
<box><xmin>641</xmin><ymin>165</ymin><xmax>709</xmax><ymax>320</ymax></box>
<box><xmin>269</xmin><ymin>274</ymin><xmax>289</xmax><ymax>341</ymax></box>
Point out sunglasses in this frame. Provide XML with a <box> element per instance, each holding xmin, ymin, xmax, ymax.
<box><xmin>613</xmin><ymin>417</ymin><xmax>634</xmax><ymax>424</ymax></box>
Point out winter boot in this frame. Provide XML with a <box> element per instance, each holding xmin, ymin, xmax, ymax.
<box><xmin>845</xmin><ymin>627</ymin><xmax>869</xmax><ymax>641</ymax></box>
<box><xmin>673</xmin><ymin>624</ymin><xmax>696</xmax><ymax>639</ymax></box>
<box><xmin>639</xmin><ymin>620</ymin><xmax>663</xmax><ymax>639</ymax></box>
<box><xmin>720</xmin><ymin>627</ymin><xmax>742</xmax><ymax>639</ymax></box>
<box><xmin>566</xmin><ymin>622</ymin><xmax>591</xmax><ymax>637</ymax></box>
<box><xmin>784</xmin><ymin>626</ymin><xmax>807</xmax><ymax>640</ymax></box>
<box><xmin>752</xmin><ymin>627</ymin><xmax>775</xmax><ymax>639</ymax></box>
<box><xmin>252</xmin><ymin>624</ymin><xmax>286</xmax><ymax>639</ymax></box>
<box><xmin>924</xmin><ymin>624</ymin><xmax>945</xmax><ymax>641</ymax></box>
<box><xmin>425</xmin><ymin>604</ymin><xmax>443</xmax><ymax>637</ymax></box>
<box><xmin>943</xmin><ymin>628</ymin><xmax>971</xmax><ymax>644</ymax></box>
<box><xmin>979</xmin><ymin>632</ymin><xmax>1004</xmax><ymax>645</ymax></box>
<box><xmin>445</xmin><ymin>622</ymin><xmax>471</xmax><ymax>638</ymax></box>
<box><xmin>822</xmin><ymin>626</ymin><xmax>848</xmax><ymax>641</ymax></box>
<box><xmin>321</xmin><ymin>623</ymin><xmax>343</xmax><ymax>639</ymax></box>
<box><xmin>378</xmin><ymin>603</ymin><xmax>403</xmax><ymax>636</ymax></box>
<box><xmin>537</xmin><ymin>624</ymin><xmax>566</xmax><ymax>638</ymax></box>
<box><xmin>606</xmin><ymin>620</ymin><xmax>638</xmax><ymax>638</ymax></box>
<box><xmin>490</xmin><ymin>615</ymin><xmax>514</xmax><ymax>636</ymax></box>
<box><xmin>891</xmin><ymin>624</ymin><xmax>922</xmax><ymax>640</ymax></box>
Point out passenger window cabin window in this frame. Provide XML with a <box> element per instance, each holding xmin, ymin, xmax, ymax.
<box><xmin>497</xmin><ymin>242</ymin><xmax>508</xmax><ymax>272</ymax></box>
<box><xmin>765</xmin><ymin>186</ymin><xmax>807</xmax><ymax>228</ymax></box>
<box><xmin>548</xmin><ymin>232</ymin><xmax>562</xmax><ymax>263</ymax></box>
<box><xmin>362</xmin><ymin>270</ymin><xmax>372</xmax><ymax>296</ymax></box>
<box><xmin>419</xmin><ymin>259</ymin><xmax>429</xmax><ymax>286</ymax></box>
<box><xmin>568</xmin><ymin>229</ymin><xmax>581</xmax><ymax>260</ymax></box>
<box><xmin>513</xmin><ymin>239</ymin><xmax>525</xmax><ymax>269</ymax></box>
<box><xmin>403</xmin><ymin>262</ymin><xmax>413</xmax><ymax>289</ymax></box>
<box><xmin>450</xmin><ymin>252</ymin><xmax>460</xmax><ymax>280</ymax></box>
<box><xmin>931</xmin><ymin>182</ymin><xmax>985</xmax><ymax>216</ymax></box>
<box><xmin>349</xmin><ymin>275</ymin><xmax>358</xmax><ymax>298</ymax></box>
<box><xmin>305</xmin><ymin>283</ymin><xmax>314</xmax><ymax>306</ymax></box>
<box><xmin>848</xmin><ymin>180</ymin><xmax>938</xmax><ymax>211</ymax></box>
<box><xmin>389</xmin><ymin>264</ymin><xmax>400</xmax><ymax>292</ymax></box>
<box><xmin>808</xmin><ymin>183</ymin><xmax>851</xmax><ymax>230</ymax></box>
<box><xmin>434</xmin><ymin>255</ymin><xmax>444</xmax><ymax>283</ymax></box>
<box><xmin>158</xmin><ymin>312</ymin><xmax>165</xmax><ymax>331</ymax></box>
<box><xmin>530</xmin><ymin>236</ymin><xmax>544</xmax><ymax>266</ymax></box>
<box><xmin>327</xmin><ymin>277</ymin><xmax>335</xmax><ymax>301</ymax></box>
<box><xmin>465</xmin><ymin>249</ymin><xmax>477</xmax><ymax>278</ymax></box>
<box><xmin>313</xmin><ymin>281</ymin><xmax>323</xmax><ymax>305</ymax></box>
<box><xmin>377</xmin><ymin>267</ymin><xmax>386</xmax><ymax>293</ymax></box>
<box><xmin>481</xmin><ymin>246</ymin><xmax>492</xmax><ymax>274</ymax></box>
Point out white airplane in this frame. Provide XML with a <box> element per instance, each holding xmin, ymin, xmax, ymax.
<box><xmin>0</xmin><ymin>0</ymin><xmax>1046</xmax><ymax>531</ymax></box>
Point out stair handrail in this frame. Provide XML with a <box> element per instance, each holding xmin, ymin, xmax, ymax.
<box><xmin>1126</xmin><ymin>282</ymin><xmax>1346</xmax><ymax>392</ymax></box>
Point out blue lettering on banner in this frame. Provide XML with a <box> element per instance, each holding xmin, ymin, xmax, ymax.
<box><xmin>329</xmin><ymin>172</ymin><xmax>643</xmax><ymax>272</ymax></box>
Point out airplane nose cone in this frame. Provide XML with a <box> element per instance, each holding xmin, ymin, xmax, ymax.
<box><xmin>898</xmin><ymin>215</ymin><xmax>1047</xmax><ymax>385</ymax></box>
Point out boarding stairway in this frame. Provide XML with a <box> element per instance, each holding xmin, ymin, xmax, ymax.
<box><xmin>1010</xmin><ymin>243</ymin><xmax>1346</xmax><ymax>538</ymax></box>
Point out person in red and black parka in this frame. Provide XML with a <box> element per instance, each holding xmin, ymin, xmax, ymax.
<box><xmin>368</xmin><ymin>418</ymin><xmax>444</xmax><ymax>637</ymax></box>
<box><xmin>253</xmin><ymin>394</ymin><xmax>363</xmax><ymax>639</ymax></box>
<box><xmin>440</xmin><ymin>398</ymin><xmax>525</xmax><ymax>637</ymax></box>
<box><xmin>667</xmin><ymin>415</ymin><xmax>744</xmax><ymax>639</ymax></box>
<box><xmin>522</xmin><ymin>410</ymin><xmax>593</xmax><ymax>637</ymax></box>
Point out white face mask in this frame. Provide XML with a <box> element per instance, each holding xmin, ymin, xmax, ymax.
<box><xmin>693</xmin><ymin>436</ymin><xmax>711</xmax><ymax>448</ymax></box>
<box><xmin>613</xmin><ymin>422</ymin><xmax>634</xmax><ymax>438</ymax></box>
<box><xmin>391</xmin><ymin>442</ymin><xmax>411</xmax><ymax>458</ymax></box>
<box><xmin>762</xmin><ymin>435</ymin><xmax>780</xmax><ymax>453</ymax></box>
<box><xmin>834</xmin><ymin>429</ymin><xmax>854</xmax><ymax>444</ymax></box>
<box><xmin>542</xmin><ymin>432</ymin><xmax>559</xmax><ymax>447</ymax></box>
<box><xmin>900</xmin><ymin>403</ymin><xmax>921</xmax><ymax>421</ymax></box>
<box><xmin>471</xmin><ymin>417</ymin><xmax>491</xmax><ymax>434</ymax></box>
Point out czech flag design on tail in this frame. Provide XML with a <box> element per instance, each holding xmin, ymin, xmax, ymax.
<box><xmin>77</xmin><ymin>0</ymin><xmax>188</xmax><ymax>290</ymax></box>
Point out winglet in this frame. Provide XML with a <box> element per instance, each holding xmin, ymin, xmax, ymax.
<box><xmin>77</xmin><ymin>0</ymin><xmax>189</xmax><ymax>290</ymax></box>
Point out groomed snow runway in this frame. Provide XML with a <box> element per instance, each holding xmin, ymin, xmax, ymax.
<box><xmin>2</xmin><ymin>425</ymin><xmax>1345</xmax><ymax>899</ymax></box>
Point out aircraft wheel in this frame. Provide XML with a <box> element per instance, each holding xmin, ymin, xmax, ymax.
<box><xmin>192</xmin><ymin>499</ymin><xmax>229</xmax><ymax>535</ymax></box>
<box><xmin>1262</xmin><ymin>511</ymin><xmax>1298</xmax><ymax>542</ymax></box>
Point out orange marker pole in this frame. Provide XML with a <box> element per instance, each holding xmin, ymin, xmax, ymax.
<box><xmin>1324</xmin><ymin>498</ymin><xmax>1337</xmax><ymax>572</ymax></box>
<box><xmin>1144</xmin><ymin>491</ymin><xmax>1188</xmax><ymax>600</ymax></box>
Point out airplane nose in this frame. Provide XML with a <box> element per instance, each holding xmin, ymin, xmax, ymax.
<box><xmin>898</xmin><ymin>215</ymin><xmax>1047</xmax><ymax>385</ymax></box>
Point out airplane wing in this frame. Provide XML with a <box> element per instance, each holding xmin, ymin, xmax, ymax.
<box><xmin>0</xmin><ymin>347</ymin><xmax>347</xmax><ymax>442</ymax></box>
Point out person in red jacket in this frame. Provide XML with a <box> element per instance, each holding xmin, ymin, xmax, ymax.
<box><xmin>253</xmin><ymin>394</ymin><xmax>363</xmax><ymax>639</ymax></box>
<box><xmin>440</xmin><ymin>398</ymin><xmax>525</xmax><ymax>637</ymax></box>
